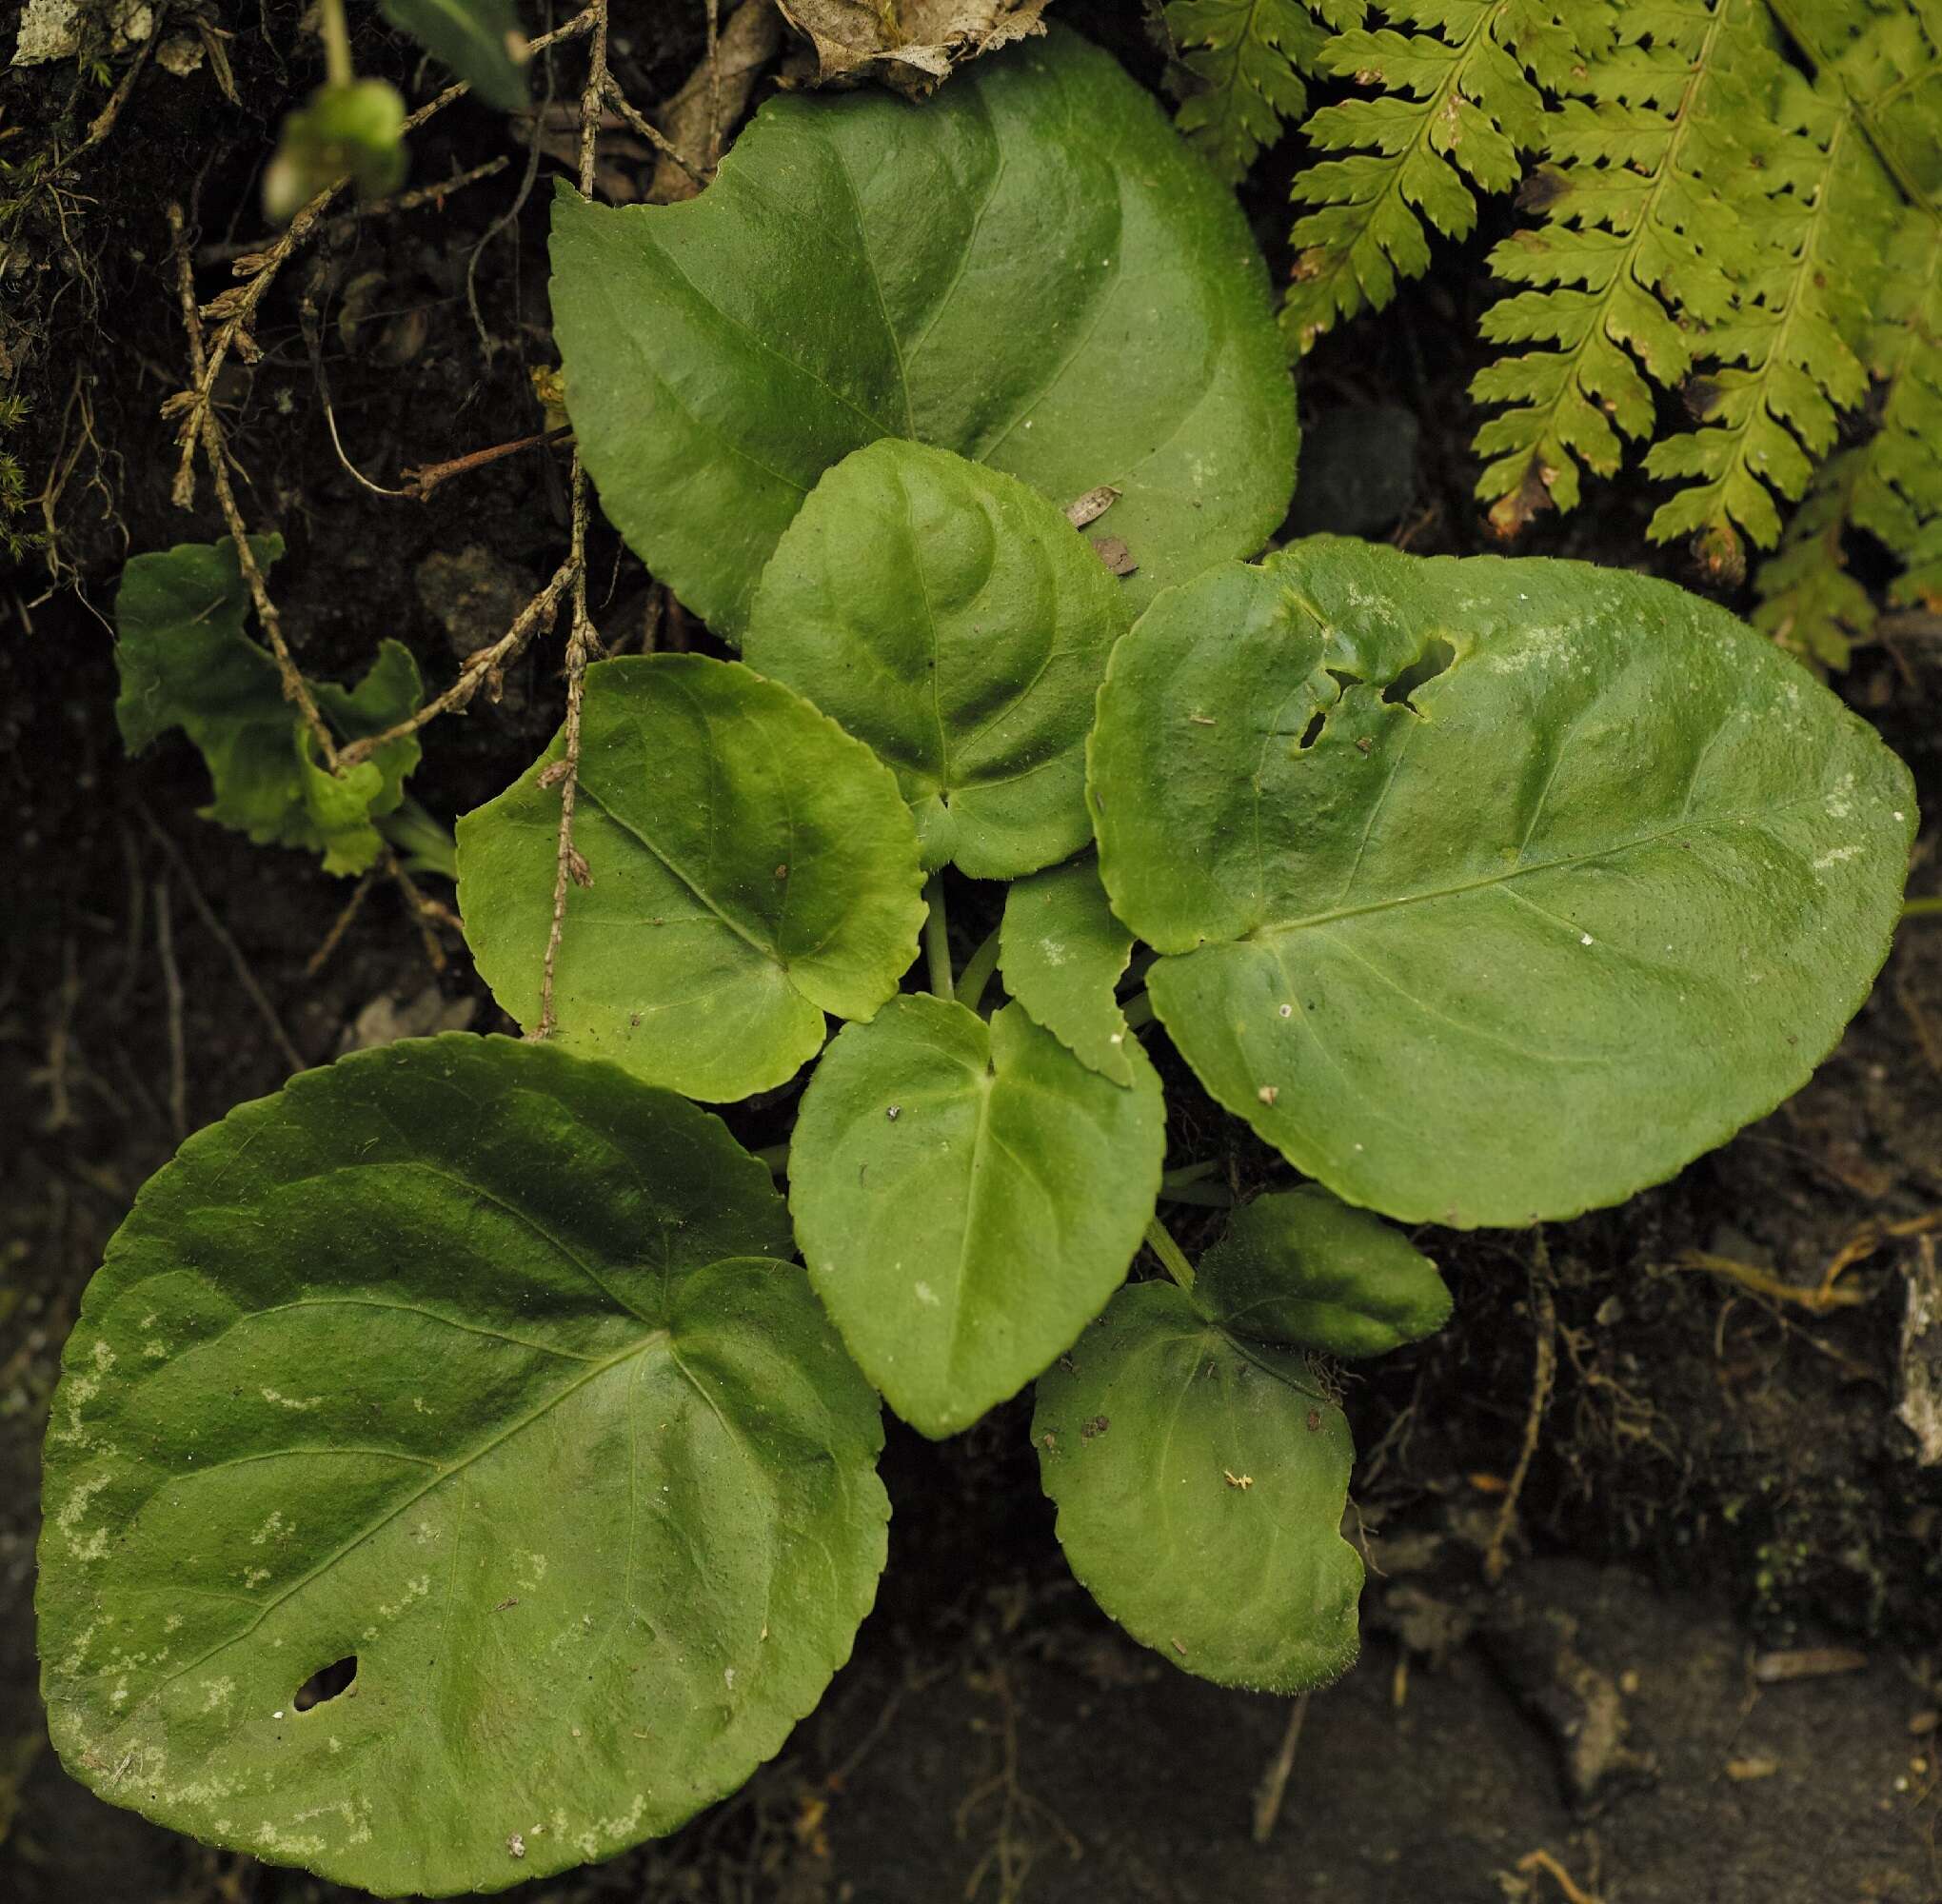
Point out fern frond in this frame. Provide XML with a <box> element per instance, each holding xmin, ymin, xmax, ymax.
<box><xmin>1851</xmin><ymin>206</ymin><xmax>1942</xmax><ymax>605</ymax></box>
<box><xmin>1469</xmin><ymin>0</ymin><xmax>1785</xmax><ymax>533</ymax></box>
<box><xmin>1163</xmin><ymin>2</ymin><xmax>1360</xmax><ymax>184</ymax></box>
<box><xmin>1640</xmin><ymin>67</ymin><xmax>1885</xmax><ymax>572</ymax></box>
<box><xmin>1752</xmin><ymin>206</ymin><xmax>1942</xmax><ymax>662</ymax></box>
<box><xmin>1750</xmin><ymin>446</ymin><xmax>1876</xmax><ymax>664</ymax></box>
<box><xmin>1282</xmin><ymin>2</ymin><xmax>1606</xmax><ymax>353</ymax></box>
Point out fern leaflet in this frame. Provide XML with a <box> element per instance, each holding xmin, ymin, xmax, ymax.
<box><xmin>1162</xmin><ymin>1</ymin><xmax>1361</xmax><ymax>183</ymax></box>
<box><xmin>1468</xmin><ymin>0</ymin><xmax>1780</xmax><ymax>533</ymax></box>
<box><xmin>1282</xmin><ymin>1</ymin><xmax>1604</xmax><ymax>353</ymax></box>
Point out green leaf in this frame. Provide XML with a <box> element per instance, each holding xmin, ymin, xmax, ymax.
<box><xmin>1033</xmin><ymin>1279</ymin><xmax>1362</xmax><ymax>1692</ymax></box>
<box><xmin>455</xmin><ymin>656</ymin><xmax>925</xmax><ymax>1104</ymax></box>
<box><xmin>998</xmin><ymin>853</ymin><xmax>1136</xmax><ymax>1083</ymax></box>
<box><xmin>380</xmin><ymin>0</ymin><xmax>528</xmax><ymax>112</ymax></box>
<box><xmin>264</xmin><ymin>80</ymin><xmax>407</xmax><ymax>225</ymax></box>
<box><xmin>549</xmin><ymin>25</ymin><xmax>1297</xmax><ymax>636</ymax></box>
<box><xmin>1195</xmin><ymin>1184</ymin><xmax>1451</xmax><ymax>1356</ymax></box>
<box><xmin>1088</xmin><ymin>537</ymin><xmax>1916</xmax><ymax>1228</ymax></box>
<box><xmin>743</xmin><ymin>441</ymin><xmax>1130</xmax><ymax>879</ymax></box>
<box><xmin>790</xmin><ymin>996</ymin><xmax>1166</xmax><ymax>1437</ymax></box>
<box><xmin>114</xmin><ymin>538</ymin><xmax>424</xmax><ymax>878</ymax></box>
<box><xmin>37</xmin><ymin>1034</ymin><xmax>888</xmax><ymax>1897</ymax></box>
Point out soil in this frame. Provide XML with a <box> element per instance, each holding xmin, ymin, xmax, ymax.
<box><xmin>3</xmin><ymin>6</ymin><xmax>1940</xmax><ymax>1902</ymax></box>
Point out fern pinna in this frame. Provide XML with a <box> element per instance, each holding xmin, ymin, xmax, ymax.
<box><xmin>1161</xmin><ymin>0</ymin><xmax>1942</xmax><ymax>665</ymax></box>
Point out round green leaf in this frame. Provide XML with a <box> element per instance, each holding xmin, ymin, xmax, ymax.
<box><xmin>455</xmin><ymin>655</ymin><xmax>925</xmax><ymax>1103</ymax></box>
<box><xmin>790</xmin><ymin>996</ymin><xmax>1166</xmax><ymax>1437</ymax></box>
<box><xmin>1194</xmin><ymin>1185</ymin><xmax>1452</xmax><ymax>1358</ymax></box>
<box><xmin>1090</xmin><ymin>539</ymin><xmax>1917</xmax><ymax>1227</ymax></box>
<box><xmin>549</xmin><ymin>25</ymin><xmax>1297</xmax><ymax>636</ymax></box>
<box><xmin>37</xmin><ymin>1035</ymin><xmax>888</xmax><ymax>1897</ymax></box>
<box><xmin>999</xmin><ymin>852</ymin><xmax>1136</xmax><ymax>1082</ymax></box>
<box><xmin>1034</xmin><ymin>1280</ymin><xmax>1363</xmax><ymax>1694</ymax></box>
<box><xmin>743</xmin><ymin>441</ymin><xmax>1132</xmax><ymax>878</ymax></box>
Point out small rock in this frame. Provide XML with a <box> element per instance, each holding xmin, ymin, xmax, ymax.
<box><xmin>340</xmin><ymin>985</ymin><xmax>476</xmax><ymax>1055</ymax></box>
<box><xmin>155</xmin><ymin>30</ymin><xmax>203</xmax><ymax>73</ymax></box>
<box><xmin>415</xmin><ymin>545</ymin><xmax>539</xmax><ymax>667</ymax></box>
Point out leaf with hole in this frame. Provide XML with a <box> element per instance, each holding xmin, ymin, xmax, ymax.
<box><xmin>381</xmin><ymin>0</ymin><xmax>527</xmax><ymax>112</ymax></box>
<box><xmin>35</xmin><ymin>1034</ymin><xmax>888</xmax><ymax>1898</ymax></box>
<box><xmin>789</xmin><ymin>996</ymin><xmax>1166</xmax><ymax>1437</ymax></box>
<box><xmin>1088</xmin><ymin>536</ymin><xmax>1916</xmax><ymax>1227</ymax></box>
<box><xmin>743</xmin><ymin>441</ymin><xmax>1130</xmax><ymax>878</ymax></box>
<box><xmin>1194</xmin><ymin>1184</ymin><xmax>1451</xmax><ymax>1357</ymax></box>
<box><xmin>548</xmin><ymin>24</ymin><xmax>1298</xmax><ymax>635</ymax></box>
<box><xmin>999</xmin><ymin>852</ymin><xmax>1137</xmax><ymax>1082</ymax></box>
<box><xmin>455</xmin><ymin>655</ymin><xmax>926</xmax><ymax>1102</ymax></box>
<box><xmin>114</xmin><ymin>537</ymin><xmax>426</xmax><ymax>878</ymax></box>
<box><xmin>1034</xmin><ymin>1278</ymin><xmax>1362</xmax><ymax>1693</ymax></box>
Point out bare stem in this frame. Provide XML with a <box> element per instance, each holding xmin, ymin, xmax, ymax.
<box><xmin>1143</xmin><ymin>1215</ymin><xmax>1196</xmax><ymax>1292</ymax></box>
<box><xmin>922</xmin><ymin>873</ymin><xmax>954</xmax><ymax>1002</ymax></box>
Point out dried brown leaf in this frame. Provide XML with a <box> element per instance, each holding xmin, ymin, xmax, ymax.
<box><xmin>777</xmin><ymin>0</ymin><xmax>1052</xmax><ymax>97</ymax></box>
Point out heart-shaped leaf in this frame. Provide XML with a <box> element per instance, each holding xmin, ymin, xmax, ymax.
<box><xmin>1089</xmin><ymin>539</ymin><xmax>1916</xmax><ymax>1227</ymax></box>
<box><xmin>456</xmin><ymin>655</ymin><xmax>925</xmax><ymax>1103</ymax></box>
<box><xmin>115</xmin><ymin>538</ymin><xmax>425</xmax><ymax>878</ymax></box>
<box><xmin>743</xmin><ymin>441</ymin><xmax>1131</xmax><ymax>878</ymax></box>
<box><xmin>999</xmin><ymin>853</ymin><xmax>1136</xmax><ymax>1082</ymax></box>
<box><xmin>790</xmin><ymin>996</ymin><xmax>1166</xmax><ymax>1437</ymax></box>
<box><xmin>549</xmin><ymin>25</ymin><xmax>1297</xmax><ymax>635</ymax></box>
<box><xmin>1034</xmin><ymin>1279</ymin><xmax>1363</xmax><ymax>1693</ymax></box>
<box><xmin>1195</xmin><ymin>1185</ymin><xmax>1452</xmax><ymax>1358</ymax></box>
<box><xmin>37</xmin><ymin>1036</ymin><xmax>888</xmax><ymax>1897</ymax></box>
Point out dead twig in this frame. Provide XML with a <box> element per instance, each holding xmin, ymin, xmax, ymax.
<box><xmin>195</xmin><ymin>157</ymin><xmax>512</xmax><ymax>263</ymax></box>
<box><xmin>335</xmin><ymin>556</ymin><xmax>579</xmax><ymax>768</ymax></box>
<box><xmin>399</xmin><ymin>426</ymin><xmax>572</xmax><ymax>503</ymax></box>
<box><xmin>386</xmin><ymin>851</ymin><xmax>455</xmax><ymax>974</ymax></box>
<box><xmin>1485</xmin><ymin>1242</ymin><xmax>1557</xmax><ymax>1584</ymax></box>
<box><xmin>62</xmin><ymin>4</ymin><xmax>168</xmax><ymax>170</ymax></box>
<box><xmin>534</xmin><ymin>0</ymin><xmax>612</xmax><ymax>1042</ymax></box>
<box><xmin>600</xmin><ymin>77</ymin><xmax>710</xmax><ymax>188</ymax></box>
<box><xmin>307</xmin><ymin>865</ymin><xmax>379</xmax><ymax>979</ymax></box>
<box><xmin>1251</xmin><ymin>1694</ymin><xmax>1310</xmax><ymax>1845</ymax></box>
<box><xmin>167</xmin><ymin>202</ymin><xmax>339</xmax><ymax>765</ymax></box>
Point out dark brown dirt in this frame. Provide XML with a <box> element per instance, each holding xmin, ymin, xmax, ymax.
<box><xmin>4</xmin><ymin>4</ymin><xmax>1941</xmax><ymax>1901</ymax></box>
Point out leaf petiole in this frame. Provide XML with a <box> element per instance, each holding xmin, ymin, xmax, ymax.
<box><xmin>957</xmin><ymin>926</ymin><xmax>1002</xmax><ymax>1016</ymax></box>
<box><xmin>1143</xmin><ymin>1215</ymin><xmax>1196</xmax><ymax>1292</ymax></box>
<box><xmin>923</xmin><ymin>871</ymin><xmax>954</xmax><ymax>1002</ymax></box>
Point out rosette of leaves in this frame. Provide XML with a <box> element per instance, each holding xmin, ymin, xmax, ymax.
<box><xmin>113</xmin><ymin>538</ymin><xmax>446</xmax><ymax>879</ymax></box>
<box><xmin>53</xmin><ymin>515</ymin><xmax>1913</xmax><ymax>1889</ymax></box>
<box><xmin>49</xmin><ymin>32</ymin><xmax>1920</xmax><ymax>1888</ymax></box>
<box><xmin>547</xmin><ymin>24</ymin><xmax>1298</xmax><ymax>635</ymax></box>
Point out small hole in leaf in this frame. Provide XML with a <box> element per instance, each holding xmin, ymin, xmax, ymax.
<box><xmin>294</xmin><ymin>1655</ymin><xmax>358</xmax><ymax>1711</ymax></box>
<box><xmin>1380</xmin><ymin>637</ymin><xmax>1456</xmax><ymax>710</ymax></box>
<box><xmin>1296</xmin><ymin>709</ymin><xmax>1326</xmax><ymax>750</ymax></box>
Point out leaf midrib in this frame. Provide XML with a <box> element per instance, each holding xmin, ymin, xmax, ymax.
<box><xmin>96</xmin><ymin>1321</ymin><xmax>676</xmax><ymax>1736</ymax></box>
<box><xmin>1240</xmin><ymin>790</ymin><xmax>1831</xmax><ymax>942</ymax></box>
